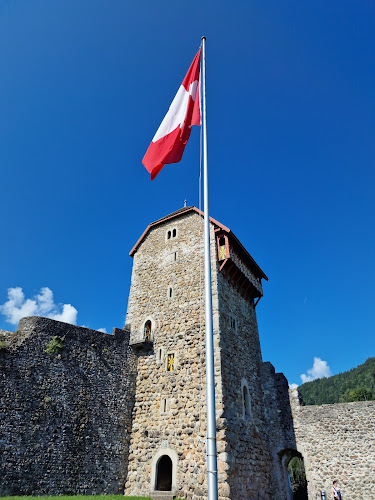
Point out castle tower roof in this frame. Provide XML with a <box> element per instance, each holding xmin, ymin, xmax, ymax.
<box><xmin>129</xmin><ymin>206</ymin><xmax>268</xmax><ymax>282</ymax></box>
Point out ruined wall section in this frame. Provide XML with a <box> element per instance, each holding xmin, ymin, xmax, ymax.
<box><xmin>261</xmin><ymin>364</ymin><xmax>299</xmax><ymax>500</ymax></box>
<box><xmin>216</xmin><ymin>261</ymin><xmax>277</xmax><ymax>500</ymax></box>
<box><xmin>261</xmin><ymin>364</ymin><xmax>298</xmax><ymax>452</ymax></box>
<box><xmin>124</xmin><ymin>212</ymin><xmax>228</xmax><ymax>500</ymax></box>
<box><xmin>290</xmin><ymin>389</ymin><xmax>375</xmax><ymax>500</ymax></box>
<box><xmin>0</xmin><ymin>316</ymin><xmax>137</xmax><ymax>496</ymax></box>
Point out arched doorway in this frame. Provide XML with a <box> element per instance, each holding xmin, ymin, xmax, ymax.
<box><xmin>287</xmin><ymin>456</ymin><xmax>307</xmax><ymax>500</ymax></box>
<box><xmin>279</xmin><ymin>449</ymin><xmax>308</xmax><ymax>500</ymax></box>
<box><xmin>156</xmin><ymin>455</ymin><xmax>172</xmax><ymax>491</ymax></box>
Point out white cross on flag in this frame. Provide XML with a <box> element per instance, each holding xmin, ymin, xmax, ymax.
<box><xmin>142</xmin><ymin>49</ymin><xmax>201</xmax><ymax>180</ymax></box>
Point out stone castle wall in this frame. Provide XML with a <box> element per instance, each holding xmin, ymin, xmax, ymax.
<box><xmin>0</xmin><ymin>316</ymin><xmax>137</xmax><ymax>496</ymax></box>
<box><xmin>290</xmin><ymin>389</ymin><xmax>375</xmax><ymax>500</ymax></box>
<box><xmin>261</xmin><ymin>363</ymin><xmax>299</xmax><ymax>500</ymax></box>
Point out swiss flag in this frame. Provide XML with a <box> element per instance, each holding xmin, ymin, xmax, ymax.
<box><xmin>142</xmin><ymin>49</ymin><xmax>201</xmax><ymax>180</ymax></box>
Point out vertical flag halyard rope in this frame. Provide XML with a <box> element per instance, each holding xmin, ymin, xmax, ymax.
<box><xmin>201</xmin><ymin>36</ymin><xmax>219</xmax><ymax>500</ymax></box>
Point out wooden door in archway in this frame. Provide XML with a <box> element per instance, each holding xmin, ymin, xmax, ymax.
<box><xmin>156</xmin><ymin>455</ymin><xmax>172</xmax><ymax>491</ymax></box>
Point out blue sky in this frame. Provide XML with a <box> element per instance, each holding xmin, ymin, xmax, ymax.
<box><xmin>1</xmin><ymin>0</ymin><xmax>374</xmax><ymax>386</ymax></box>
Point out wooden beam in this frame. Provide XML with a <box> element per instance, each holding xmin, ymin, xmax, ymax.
<box><xmin>219</xmin><ymin>258</ymin><xmax>228</xmax><ymax>272</ymax></box>
<box><xmin>241</xmin><ymin>280</ymin><xmax>252</xmax><ymax>299</ymax></box>
<box><xmin>237</xmin><ymin>274</ymin><xmax>248</xmax><ymax>293</ymax></box>
<box><xmin>233</xmin><ymin>270</ymin><xmax>245</xmax><ymax>289</ymax></box>
<box><xmin>245</xmin><ymin>287</ymin><xmax>256</xmax><ymax>302</ymax></box>
<box><xmin>222</xmin><ymin>261</ymin><xmax>234</xmax><ymax>279</ymax></box>
<box><xmin>228</xmin><ymin>266</ymin><xmax>240</xmax><ymax>285</ymax></box>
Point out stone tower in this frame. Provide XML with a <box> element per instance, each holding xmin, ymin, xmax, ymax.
<box><xmin>123</xmin><ymin>206</ymin><xmax>291</xmax><ymax>500</ymax></box>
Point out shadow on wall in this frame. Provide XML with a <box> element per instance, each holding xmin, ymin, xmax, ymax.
<box><xmin>261</xmin><ymin>362</ymin><xmax>308</xmax><ymax>500</ymax></box>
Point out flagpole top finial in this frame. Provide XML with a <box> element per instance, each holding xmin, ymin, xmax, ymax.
<box><xmin>201</xmin><ymin>36</ymin><xmax>206</xmax><ymax>41</ymax></box>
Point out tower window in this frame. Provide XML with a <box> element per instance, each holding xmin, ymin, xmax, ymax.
<box><xmin>168</xmin><ymin>287</ymin><xmax>173</xmax><ymax>299</ymax></box>
<box><xmin>166</xmin><ymin>228</ymin><xmax>177</xmax><ymax>241</ymax></box>
<box><xmin>144</xmin><ymin>320</ymin><xmax>152</xmax><ymax>341</ymax></box>
<box><xmin>229</xmin><ymin>315</ymin><xmax>237</xmax><ymax>331</ymax></box>
<box><xmin>217</xmin><ymin>234</ymin><xmax>230</xmax><ymax>261</ymax></box>
<box><xmin>167</xmin><ymin>353</ymin><xmax>175</xmax><ymax>372</ymax></box>
<box><xmin>161</xmin><ymin>398</ymin><xmax>169</xmax><ymax>414</ymax></box>
<box><xmin>241</xmin><ymin>379</ymin><xmax>252</xmax><ymax>422</ymax></box>
<box><xmin>243</xmin><ymin>386</ymin><xmax>251</xmax><ymax>419</ymax></box>
<box><xmin>169</xmin><ymin>251</ymin><xmax>178</xmax><ymax>263</ymax></box>
<box><xmin>157</xmin><ymin>347</ymin><xmax>164</xmax><ymax>363</ymax></box>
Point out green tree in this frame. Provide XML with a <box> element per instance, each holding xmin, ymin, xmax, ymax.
<box><xmin>343</xmin><ymin>386</ymin><xmax>373</xmax><ymax>402</ymax></box>
<box><xmin>288</xmin><ymin>457</ymin><xmax>308</xmax><ymax>500</ymax></box>
<box><xmin>298</xmin><ymin>357</ymin><xmax>375</xmax><ymax>405</ymax></box>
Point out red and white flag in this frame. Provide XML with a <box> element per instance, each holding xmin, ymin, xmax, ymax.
<box><xmin>142</xmin><ymin>49</ymin><xmax>201</xmax><ymax>180</ymax></box>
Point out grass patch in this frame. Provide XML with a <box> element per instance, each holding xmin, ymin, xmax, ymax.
<box><xmin>44</xmin><ymin>335</ymin><xmax>64</xmax><ymax>356</ymax></box>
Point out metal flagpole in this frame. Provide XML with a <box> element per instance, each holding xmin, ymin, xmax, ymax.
<box><xmin>201</xmin><ymin>35</ymin><xmax>219</xmax><ymax>500</ymax></box>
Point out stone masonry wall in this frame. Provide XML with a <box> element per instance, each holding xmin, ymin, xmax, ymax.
<box><xmin>124</xmin><ymin>211</ymin><xmax>228</xmax><ymax>500</ymax></box>
<box><xmin>261</xmin><ymin>363</ymin><xmax>298</xmax><ymax>500</ymax></box>
<box><xmin>0</xmin><ymin>316</ymin><xmax>137</xmax><ymax>496</ymax></box>
<box><xmin>216</xmin><ymin>260</ymin><xmax>285</xmax><ymax>500</ymax></box>
<box><xmin>290</xmin><ymin>389</ymin><xmax>375</xmax><ymax>500</ymax></box>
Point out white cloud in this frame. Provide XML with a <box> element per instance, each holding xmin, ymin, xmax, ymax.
<box><xmin>289</xmin><ymin>383</ymin><xmax>299</xmax><ymax>389</ymax></box>
<box><xmin>0</xmin><ymin>287</ymin><xmax>78</xmax><ymax>326</ymax></box>
<box><xmin>300</xmin><ymin>357</ymin><xmax>332</xmax><ymax>383</ymax></box>
<box><xmin>51</xmin><ymin>304</ymin><xmax>78</xmax><ymax>324</ymax></box>
<box><xmin>81</xmin><ymin>325</ymin><xmax>107</xmax><ymax>333</ymax></box>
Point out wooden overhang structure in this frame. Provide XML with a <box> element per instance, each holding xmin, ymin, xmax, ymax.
<box><xmin>130</xmin><ymin>206</ymin><xmax>268</xmax><ymax>306</ymax></box>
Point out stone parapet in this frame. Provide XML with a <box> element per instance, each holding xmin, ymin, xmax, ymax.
<box><xmin>0</xmin><ymin>316</ymin><xmax>137</xmax><ymax>496</ymax></box>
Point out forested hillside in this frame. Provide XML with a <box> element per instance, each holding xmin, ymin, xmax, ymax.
<box><xmin>298</xmin><ymin>357</ymin><xmax>375</xmax><ymax>405</ymax></box>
